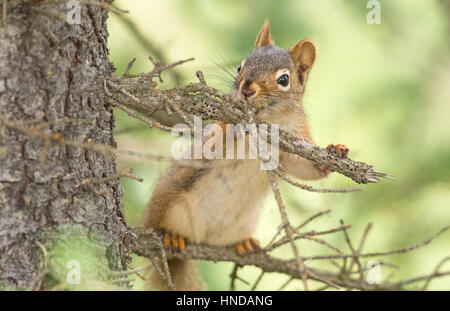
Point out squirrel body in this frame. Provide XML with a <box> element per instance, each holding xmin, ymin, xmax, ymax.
<box><xmin>144</xmin><ymin>159</ymin><xmax>269</xmax><ymax>246</ymax></box>
<box><xmin>142</xmin><ymin>21</ymin><xmax>348</xmax><ymax>290</ymax></box>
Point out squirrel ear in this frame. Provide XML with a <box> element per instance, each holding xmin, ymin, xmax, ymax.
<box><xmin>290</xmin><ymin>40</ymin><xmax>317</xmax><ymax>84</ymax></box>
<box><xmin>254</xmin><ymin>20</ymin><xmax>274</xmax><ymax>49</ymax></box>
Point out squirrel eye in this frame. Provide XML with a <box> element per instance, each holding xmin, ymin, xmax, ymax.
<box><xmin>237</xmin><ymin>64</ymin><xmax>241</xmax><ymax>73</ymax></box>
<box><xmin>277</xmin><ymin>74</ymin><xmax>289</xmax><ymax>87</ymax></box>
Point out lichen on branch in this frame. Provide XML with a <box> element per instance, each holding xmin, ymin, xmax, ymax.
<box><xmin>106</xmin><ymin>57</ymin><xmax>391</xmax><ymax>184</ymax></box>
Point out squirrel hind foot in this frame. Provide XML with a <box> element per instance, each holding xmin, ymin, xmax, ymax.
<box><xmin>235</xmin><ymin>238</ymin><xmax>262</xmax><ymax>255</ymax></box>
<box><xmin>162</xmin><ymin>229</ymin><xmax>186</xmax><ymax>251</ymax></box>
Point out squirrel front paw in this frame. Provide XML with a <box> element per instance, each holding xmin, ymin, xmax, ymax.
<box><xmin>235</xmin><ymin>238</ymin><xmax>261</xmax><ymax>255</ymax></box>
<box><xmin>161</xmin><ymin>229</ymin><xmax>186</xmax><ymax>251</ymax></box>
<box><xmin>326</xmin><ymin>144</ymin><xmax>349</xmax><ymax>159</ymax></box>
<box><xmin>315</xmin><ymin>143</ymin><xmax>349</xmax><ymax>175</ymax></box>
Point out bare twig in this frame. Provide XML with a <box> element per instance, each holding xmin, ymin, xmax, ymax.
<box><xmin>348</xmin><ymin>223</ymin><xmax>372</xmax><ymax>273</ymax></box>
<box><xmin>296</xmin><ymin>209</ymin><xmax>332</xmax><ymax>231</ymax></box>
<box><xmin>75</xmin><ymin>168</ymin><xmax>143</xmax><ymax>188</ymax></box>
<box><xmin>112</xmin><ymin>6</ymin><xmax>184</xmax><ymax>84</ymax></box>
<box><xmin>149</xmin><ymin>230</ymin><xmax>176</xmax><ymax>291</ymax></box>
<box><xmin>340</xmin><ymin>219</ymin><xmax>364</xmax><ymax>284</ymax></box>
<box><xmin>275</xmin><ymin>169</ymin><xmax>362</xmax><ymax>193</ymax></box>
<box><xmin>267</xmin><ymin>170</ymin><xmax>308</xmax><ymax>290</ymax></box>
<box><xmin>108</xmin><ymin>99</ymin><xmax>175</xmax><ymax>133</ymax></box>
<box><xmin>250</xmin><ymin>271</ymin><xmax>265</xmax><ymax>291</ymax></box>
<box><xmin>264</xmin><ymin>223</ymin><xmax>286</xmax><ymax>251</ymax></box>
<box><xmin>124</xmin><ymin>263</ymin><xmax>147</xmax><ymax>281</ymax></box>
<box><xmin>421</xmin><ymin>256</ymin><xmax>450</xmax><ymax>290</ymax></box>
<box><xmin>0</xmin><ymin>112</ymin><xmax>220</xmax><ymax>169</ymax></box>
<box><xmin>230</xmin><ymin>264</ymin><xmax>239</xmax><ymax>291</ymax></box>
<box><xmin>301</xmin><ymin>235</ymin><xmax>343</xmax><ymax>254</ymax></box>
<box><xmin>278</xmin><ymin>277</ymin><xmax>294</xmax><ymax>291</ymax></box>
<box><xmin>306</xmin><ymin>225</ymin><xmax>450</xmax><ymax>261</ymax></box>
<box><xmin>196</xmin><ymin>70</ymin><xmax>207</xmax><ymax>85</ymax></box>
<box><xmin>267</xmin><ymin>224</ymin><xmax>351</xmax><ymax>251</ymax></box>
<box><xmin>124</xmin><ymin>57</ymin><xmax>137</xmax><ymax>76</ymax></box>
<box><xmin>114</xmin><ymin>264</ymin><xmax>152</xmax><ymax>279</ymax></box>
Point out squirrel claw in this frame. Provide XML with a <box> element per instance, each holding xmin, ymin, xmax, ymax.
<box><xmin>162</xmin><ymin>230</ymin><xmax>186</xmax><ymax>251</ymax></box>
<box><xmin>236</xmin><ymin>238</ymin><xmax>261</xmax><ymax>255</ymax></box>
<box><xmin>326</xmin><ymin>143</ymin><xmax>349</xmax><ymax>159</ymax></box>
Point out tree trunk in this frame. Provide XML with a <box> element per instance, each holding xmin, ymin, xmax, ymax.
<box><xmin>0</xmin><ymin>0</ymin><xmax>129</xmax><ymax>289</ymax></box>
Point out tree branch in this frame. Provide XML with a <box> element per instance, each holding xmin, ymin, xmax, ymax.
<box><xmin>131</xmin><ymin>228</ymin><xmax>450</xmax><ymax>291</ymax></box>
<box><xmin>106</xmin><ymin>59</ymin><xmax>392</xmax><ymax>184</ymax></box>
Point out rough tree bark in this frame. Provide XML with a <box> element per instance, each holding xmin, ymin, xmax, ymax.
<box><xmin>0</xmin><ymin>0</ymin><xmax>130</xmax><ymax>289</ymax></box>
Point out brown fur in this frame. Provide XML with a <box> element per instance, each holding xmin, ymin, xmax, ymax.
<box><xmin>254</xmin><ymin>20</ymin><xmax>274</xmax><ymax>48</ymax></box>
<box><xmin>143</xmin><ymin>21</ymin><xmax>331</xmax><ymax>291</ymax></box>
<box><xmin>148</xmin><ymin>259</ymin><xmax>203</xmax><ymax>291</ymax></box>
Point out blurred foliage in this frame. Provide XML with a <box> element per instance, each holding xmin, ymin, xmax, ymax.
<box><xmin>42</xmin><ymin>225</ymin><xmax>121</xmax><ymax>290</ymax></box>
<box><xmin>107</xmin><ymin>0</ymin><xmax>450</xmax><ymax>290</ymax></box>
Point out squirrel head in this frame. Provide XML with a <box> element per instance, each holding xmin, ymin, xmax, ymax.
<box><xmin>231</xmin><ymin>21</ymin><xmax>316</xmax><ymax>128</ymax></box>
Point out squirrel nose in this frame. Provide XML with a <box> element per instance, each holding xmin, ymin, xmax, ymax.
<box><xmin>241</xmin><ymin>88</ymin><xmax>256</xmax><ymax>99</ymax></box>
<box><xmin>240</xmin><ymin>84</ymin><xmax>256</xmax><ymax>100</ymax></box>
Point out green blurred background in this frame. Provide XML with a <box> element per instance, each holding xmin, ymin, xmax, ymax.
<box><xmin>107</xmin><ymin>0</ymin><xmax>450</xmax><ymax>290</ymax></box>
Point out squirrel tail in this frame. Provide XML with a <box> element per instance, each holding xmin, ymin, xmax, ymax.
<box><xmin>149</xmin><ymin>258</ymin><xmax>203</xmax><ymax>291</ymax></box>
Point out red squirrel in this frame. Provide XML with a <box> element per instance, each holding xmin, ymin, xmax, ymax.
<box><xmin>142</xmin><ymin>21</ymin><xmax>349</xmax><ymax>290</ymax></box>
